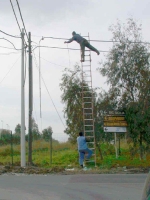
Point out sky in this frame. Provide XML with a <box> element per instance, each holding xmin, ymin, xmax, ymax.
<box><xmin>0</xmin><ymin>0</ymin><xmax>150</xmax><ymax>142</ymax></box>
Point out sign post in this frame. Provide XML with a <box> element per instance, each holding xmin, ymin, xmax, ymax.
<box><xmin>103</xmin><ymin>111</ymin><xmax>127</xmax><ymax>158</ymax></box>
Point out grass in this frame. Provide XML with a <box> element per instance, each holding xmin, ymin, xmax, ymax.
<box><xmin>0</xmin><ymin>139</ymin><xmax>150</xmax><ymax>169</ymax></box>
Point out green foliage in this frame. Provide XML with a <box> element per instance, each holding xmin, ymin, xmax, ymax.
<box><xmin>0</xmin><ymin>140</ymin><xmax>150</xmax><ymax>168</ymax></box>
<box><xmin>14</xmin><ymin>124</ymin><xmax>21</xmax><ymax>136</ymax></box>
<box><xmin>42</xmin><ymin>126</ymin><xmax>53</xmax><ymax>141</ymax></box>
<box><xmin>97</xmin><ymin>18</ymin><xmax>150</xmax><ymax>157</ymax></box>
<box><xmin>60</xmin><ymin>65</ymin><xmax>85</xmax><ymax>142</ymax></box>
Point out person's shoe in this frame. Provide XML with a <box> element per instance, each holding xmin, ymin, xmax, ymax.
<box><xmin>80</xmin><ymin>164</ymin><xmax>83</xmax><ymax>168</ymax></box>
<box><xmin>81</xmin><ymin>59</ymin><xmax>85</xmax><ymax>62</ymax></box>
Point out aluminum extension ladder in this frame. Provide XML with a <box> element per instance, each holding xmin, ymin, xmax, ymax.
<box><xmin>81</xmin><ymin>33</ymin><xmax>96</xmax><ymax>166</ymax></box>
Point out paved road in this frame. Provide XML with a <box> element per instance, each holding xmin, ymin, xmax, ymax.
<box><xmin>0</xmin><ymin>174</ymin><xmax>147</xmax><ymax>200</ymax></box>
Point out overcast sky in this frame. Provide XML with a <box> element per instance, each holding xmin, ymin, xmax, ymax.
<box><xmin>0</xmin><ymin>0</ymin><xmax>150</xmax><ymax>142</ymax></box>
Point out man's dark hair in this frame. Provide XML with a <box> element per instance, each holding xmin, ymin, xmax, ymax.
<box><xmin>79</xmin><ymin>132</ymin><xmax>83</xmax><ymax>136</ymax></box>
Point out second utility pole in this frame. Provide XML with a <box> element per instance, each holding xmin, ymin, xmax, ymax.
<box><xmin>28</xmin><ymin>32</ymin><xmax>33</xmax><ymax>165</ymax></box>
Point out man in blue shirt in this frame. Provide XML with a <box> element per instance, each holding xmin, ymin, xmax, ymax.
<box><xmin>64</xmin><ymin>31</ymin><xmax>100</xmax><ymax>62</ymax></box>
<box><xmin>77</xmin><ymin>131</ymin><xmax>93</xmax><ymax>168</ymax></box>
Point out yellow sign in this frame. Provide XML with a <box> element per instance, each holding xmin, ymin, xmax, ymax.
<box><xmin>104</xmin><ymin>121</ymin><xmax>127</xmax><ymax>127</ymax></box>
<box><xmin>104</xmin><ymin>116</ymin><xmax>125</xmax><ymax>121</ymax></box>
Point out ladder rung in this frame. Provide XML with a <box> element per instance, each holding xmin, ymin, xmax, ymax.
<box><xmin>82</xmin><ymin>65</ymin><xmax>91</xmax><ymax>67</ymax></box>
<box><xmin>84</xmin><ymin>108</ymin><xmax>92</xmax><ymax>110</ymax></box>
<box><xmin>85</xmin><ymin>125</ymin><xmax>93</xmax><ymax>127</ymax></box>
<box><xmin>84</xmin><ymin>119</ymin><xmax>93</xmax><ymax>120</ymax></box>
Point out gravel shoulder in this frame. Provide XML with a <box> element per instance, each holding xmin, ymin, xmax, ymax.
<box><xmin>0</xmin><ymin>165</ymin><xmax>149</xmax><ymax>175</ymax></box>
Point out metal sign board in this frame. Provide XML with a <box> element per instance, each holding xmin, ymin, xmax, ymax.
<box><xmin>104</xmin><ymin>127</ymin><xmax>127</xmax><ymax>133</ymax></box>
<box><xmin>104</xmin><ymin>111</ymin><xmax>125</xmax><ymax>115</ymax></box>
<box><xmin>104</xmin><ymin>116</ymin><xmax>125</xmax><ymax>121</ymax></box>
<box><xmin>104</xmin><ymin>121</ymin><xmax>127</xmax><ymax>127</ymax></box>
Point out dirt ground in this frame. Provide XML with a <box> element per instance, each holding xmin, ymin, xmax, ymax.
<box><xmin>0</xmin><ymin>165</ymin><xmax>149</xmax><ymax>175</ymax></box>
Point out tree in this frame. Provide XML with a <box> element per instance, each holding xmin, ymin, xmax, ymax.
<box><xmin>14</xmin><ymin>124</ymin><xmax>21</xmax><ymax>136</ymax></box>
<box><xmin>32</xmin><ymin>118</ymin><xmax>40</xmax><ymax>140</ymax></box>
<box><xmin>95</xmin><ymin>89</ymin><xmax>117</xmax><ymax>142</ymax></box>
<box><xmin>98</xmin><ymin>18</ymin><xmax>150</xmax><ymax>158</ymax></box>
<box><xmin>99</xmin><ymin>18</ymin><xmax>150</xmax><ymax>107</ymax></box>
<box><xmin>60</xmin><ymin>65</ymin><xmax>84</xmax><ymax>143</ymax></box>
<box><xmin>42</xmin><ymin>126</ymin><xmax>53</xmax><ymax>141</ymax></box>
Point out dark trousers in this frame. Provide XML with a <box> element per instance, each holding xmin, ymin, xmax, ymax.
<box><xmin>79</xmin><ymin>148</ymin><xmax>93</xmax><ymax>165</ymax></box>
<box><xmin>80</xmin><ymin>39</ymin><xmax>99</xmax><ymax>61</ymax></box>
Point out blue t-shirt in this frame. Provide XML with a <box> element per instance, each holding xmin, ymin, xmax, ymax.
<box><xmin>77</xmin><ymin>136</ymin><xmax>87</xmax><ymax>150</ymax></box>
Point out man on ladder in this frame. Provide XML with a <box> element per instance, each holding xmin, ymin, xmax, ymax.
<box><xmin>77</xmin><ymin>132</ymin><xmax>93</xmax><ymax>168</ymax></box>
<box><xmin>64</xmin><ymin>31</ymin><xmax>100</xmax><ymax>62</ymax></box>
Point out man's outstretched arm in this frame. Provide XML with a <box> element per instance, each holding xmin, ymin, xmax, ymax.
<box><xmin>64</xmin><ymin>37</ymin><xmax>74</xmax><ymax>43</ymax></box>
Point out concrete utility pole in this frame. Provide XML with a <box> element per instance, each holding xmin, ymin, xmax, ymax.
<box><xmin>21</xmin><ymin>28</ymin><xmax>26</xmax><ymax>167</ymax></box>
<box><xmin>28</xmin><ymin>32</ymin><xmax>33</xmax><ymax>165</ymax></box>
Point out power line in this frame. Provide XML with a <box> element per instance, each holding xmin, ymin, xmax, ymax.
<box><xmin>0</xmin><ymin>30</ymin><xmax>20</xmax><ymax>38</ymax></box>
<box><xmin>0</xmin><ymin>52</ymin><xmax>20</xmax><ymax>55</ymax></box>
<box><xmin>32</xmin><ymin>53</ymin><xmax>66</xmax><ymax>129</ymax></box>
<box><xmin>16</xmin><ymin>0</ymin><xmax>29</xmax><ymax>40</ymax></box>
<box><xmin>35</xmin><ymin>35</ymin><xmax>150</xmax><ymax>45</ymax></box>
<box><xmin>9</xmin><ymin>0</ymin><xmax>21</xmax><ymax>32</ymax></box>
<box><xmin>34</xmin><ymin>53</ymin><xmax>66</xmax><ymax>68</ymax></box>
<box><xmin>0</xmin><ymin>38</ymin><xmax>22</xmax><ymax>50</ymax></box>
<box><xmin>33</xmin><ymin>45</ymin><xmax>109</xmax><ymax>52</ymax></box>
<box><xmin>0</xmin><ymin>55</ymin><xmax>20</xmax><ymax>85</ymax></box>
<box><xmin>0</xmin><ymin>45</ymin><xmax>19</xmax><ymax>50</ymax></box>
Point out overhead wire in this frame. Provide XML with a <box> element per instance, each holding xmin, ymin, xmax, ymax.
<box><xmin>0</xmin><ymin>55</ymin><xmax>20</xmax><ymax>85</ymax></box>
<box><xmin>0</xmin><ymin>30</ymin><xmax>21</xmax><ymax>38</ymax></box>
<box><xmin>32</xmin><ymin>52</ymin><xmax>66</xmax><ymax>129</ymax></box>
<box><xmin>0</xmin><ymin>38</ymin><xmax>22</xmax><ymax>50</ymax></box>
<box><xmin>10</xmin><ymin>0</ymin><xmax>28</xmax><ymax>47</ymax></box>
<box><xmin>67</xmin><ymin>43</ymin><xmax>71</xmax><ymax>68</ymax></box>
<box><xmin>32</xmin><ymin>50</ymin><xmax>43</xmax><ymax>132</ymax></box>
<box><xmin>0</xmin><ymin>45</ymin><xmax>19</xmax><ymax>50</ymax></box>
<box><xmin>34</xmin><ymin>54</ymin><xmax>66</xmax><ymax>68</ymax></box>
<box><xmin>0</xmin><ymin>52</ymin><xmax>20</xmax><ymax>55</ymax></box>
<box><xmin>15</xmin><ymin>0</ymin><xmax>29</xmax><ymax>41</ymax></box>
<box><xmin>9</xmin><ymin>0</ymin><xmax>21</xmax><ymax>33</ymax></box>
<box><xmin>33</xmin><ymin>45</ymin><xmax>109</xmax><ymax>52</ymax></box>
<box><xmin>33</xmin><ymin>35</ymin><xmax>150</xmax><ymax>45</ymax></box>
